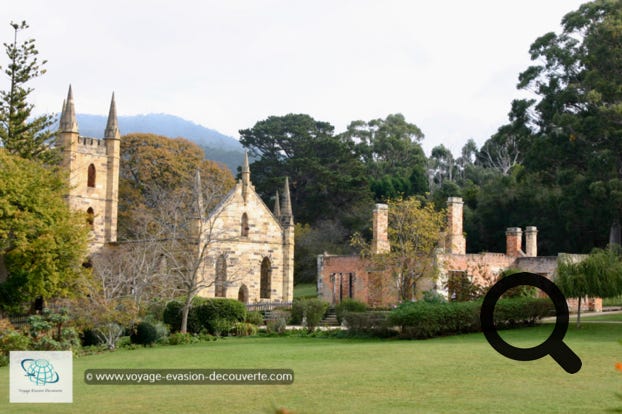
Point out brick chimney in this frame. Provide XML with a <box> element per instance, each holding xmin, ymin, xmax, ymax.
<box><xmin>446</xmin><ymin>197</ymin><xmax>466</xmax><ymax>255</ymax></box>
<box><xmin>371</xmin><ymin>204</ymin><xmax>390</xmax><ymax>254</ymax></box>
<box><xmin>506</xmin><ymin>227</ymin><xmax>523</xmax><ymax>257</ymax></box>
<box><xmin>525</xmin><ymin>226</ymin><xmax>538</xmax><ymax>257</ymax></box>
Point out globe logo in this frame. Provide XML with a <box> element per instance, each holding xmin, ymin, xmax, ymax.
<box><xmin>21</xmin><ymin>358</ymin><xmax>60</xmax><ymax>386</ymax></box>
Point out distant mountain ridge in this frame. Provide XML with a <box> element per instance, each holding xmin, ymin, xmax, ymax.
<box><xmin>74</xmin><ymin>113</ymin><xmax>244</xmax><ymax>172</ymax></box>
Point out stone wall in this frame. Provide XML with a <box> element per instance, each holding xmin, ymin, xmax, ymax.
<box><xmin>196</xmin><ymin>180</ymin><xmax>294</xmax><ymax>303</ymax></box>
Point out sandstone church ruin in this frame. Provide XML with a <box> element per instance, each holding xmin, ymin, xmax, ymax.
<box><xmin>57</xmin><ymin>86</ymin><xmax>294</xmax><ymax>304</ymax></box>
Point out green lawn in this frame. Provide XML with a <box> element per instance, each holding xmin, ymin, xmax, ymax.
<box><xmin>1</xmin><ymin>323</ymin><xmax>622</xmax><ymax>413</ymax></box>
<box><xmin>294</xmin><ymin>283</ymin><xmax>317</xmax><ymax>298</ymax></box>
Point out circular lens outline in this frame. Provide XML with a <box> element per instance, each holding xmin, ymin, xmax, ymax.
<box><xmin>480</xmin><ymin>272</ymin><xmax>581</xmax><ymax>373</ymax></box>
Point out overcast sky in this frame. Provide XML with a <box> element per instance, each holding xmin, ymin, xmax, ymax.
<box><xmin>3</xmin><ymin>0</ymin><xmax>586</xmax><ymax>155</ymax></box>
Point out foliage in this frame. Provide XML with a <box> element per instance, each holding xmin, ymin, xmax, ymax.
<box><xmin>239</xmin><ymin>113</ymin><xmax>373</xmax><ymax>227</ymax></box>
<box><xmin>341</xmin><ymin>113</ymin><xmax>428</xmax><ymax>200</ymax></box>
<box><xmin>163</xmin><ymin>299</ymin><xmax>200</xmax><ymax>333</ymax></box>
<box><xmin>164</xmin><ymin>298</ymin><xmax>246</xmax><ymax>335</ymax></box>
<box><xmin>0</xmin><ymin>309</ymin><xmax>82</xmax><ymax>353</ymax></box>
<box><xmin>422</xmin><ymin>290</ymin><xmax>447</xmax><ymax>304</ymax></box>
<box><xmin>353</xmin><ymin>196</ymin><xmax>445</xmax><ymax>301</ymax></box>
<box><xmin>167</xmin><ymin>332</ymin><xmax>199</xmax><ymax>345</ymax></box>
<box><xmin>498</xmin><ymin>268</ymin><xmax>536</xmax><ymax>298</ymax></box>
<box><xmin>342</xmin><ymin>311</ymin><xmax>395</xmax><ymax>337</ymax></box>
<box><xmin>389</xmin><ymin>297</ymin><xmax>553</xmax><ymax>339</ymax></box>
<box><xmin>245</xmin><ymin>311</ymin><xmax>264</xmax><ymax>326</ymax></box>
<box><xmin>0</xmin><ymin>21</ymin><xmax>58</xmax><ymax>164</ymax></box>
<box><xmin>194</xmin><ymin>298</ymin><xmax>246</xmax><ymax>335</ymax></box>
<box><xmin>290</xmin><ymin>299</ymin><xmax>304</xmax><ymax>325</ymax></box>
<box><xmin>118</xmin><ymin>133</ymin><xmax>234</xmax><ymax>239</ymax></box>
<box><xmin>0</xmin><ymin>151</ymin><xmax>89</xmax><ymax>312</ymax></box>
<box><xmin>335</xmin><ymin>299</ymin><xmax>367</xmax><ymax>324</ymax></box>
<box><xmin>266</xmin><ymin>312</ymin><xmax>288</xmax><ymax>335</ymax></box>
<box><xmin>0</xmin><ymin>324</ymin><xmax>30</xmax><ymax>366</ymax></box>
<box><xmin>299</xmin><ymin>298</ymin><xmax>329</xmax><ymax>332</ymax></box>
<box><xmin>295</xmin><ymin>221</ymin><xmax>354</xmax><ymax>284</ymax></box>
<box><xmin>233</xmin><ymin>322</ymin><xmax>258</xmax><ymax>337</ymax></box>
<box><xmin>557</xmin><ymin>247</ymin><xmax>622</xmax><ymax>326</ymax></box>
<box><xmin>130</xmin><ymin>321</ymin><xmax>158</xmax><ymax>346</ymax></box>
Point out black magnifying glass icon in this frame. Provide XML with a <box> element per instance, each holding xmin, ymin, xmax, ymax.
<box><xmin>480</xmin><ymin>272</ymin><xmax>582</xmax><ymax>374</ymax></box>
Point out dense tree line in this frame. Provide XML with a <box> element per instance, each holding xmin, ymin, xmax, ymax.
<box><xmin>241</xmin><ymin>1</ymin><xmax>622</xmax><ymax>283</ymax></box>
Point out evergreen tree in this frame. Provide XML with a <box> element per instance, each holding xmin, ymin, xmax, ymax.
<box><xmin>0</xmin><ymin>21</ymin><xmax>58</xmax><ymax>164</ymax></box>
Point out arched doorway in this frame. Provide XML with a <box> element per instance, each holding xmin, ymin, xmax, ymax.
<box><xmin>260</xmin><ymin>257</ymin><xmax>271</xmax><ymax>299</ymax></box>
<box><xmin>238</xmin><ymin>284</ymin><xmax>249</xmax><ymax>304</ymax></box>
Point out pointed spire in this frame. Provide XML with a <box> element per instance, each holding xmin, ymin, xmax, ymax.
<box><xmin>60</xmin><ymin>99</ymin><xmax>66</xmax><ymax>123</ymax></box>
<box><xmin>194</xmin><ymin>169</ymin><xmax>204</xmax><ymax>220</ymax></box>
<box><xmin>281</xmin><ymin>177</ymin><xmax>293</xmax><ymax>225</ymax></box>
<box><xmin>104</xmin><ymin>92</ymin><xmax>120</xmax><ymax>139</ymax></box>
<box><xmin>241</xmin><ymin>150</ymin><xmax>250</xmax><ymax>202</ymax></box>
<box><xmin>60</xmin><ymin>85</ymin><xmax>78</xmax><ymax>133</ymax></box>
<box><xmin>273</xmin><ymin>190</ymin><xmax>281</xmax><ymax>217</ymax></box>
<box><xmin>241</xmin><ymin>150</ymin><xmax>250</xmax><ymax>184</ymax></box>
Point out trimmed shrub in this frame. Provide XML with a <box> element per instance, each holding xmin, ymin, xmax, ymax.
<box><xmin>162</xmin><ymin>300</ymin><xmax>201</xmax><ymax>333</ymax></box>
<box><xmin>245</xmin><ymin>311</ymin><xmax>264</xmax><ymax>326</ymax></box>
<box><xmin>290</xmin><ymin>299</ymin><xmax>304</xmax><ymax>325</ymax></box>
<box><xmin>336</xmin><ymin>299</ymin><xmax>367</xmax><ymax>324</ymax></box>
<box><xmin>389</xmin><ymin>297</ymin><xmax>553</xmax><ymax>339</ymax></box>
<box><xmin>168</xmin><ymin>332</ymin><xmax>199</xmax><ymax>345</ymax></box>
<box><xmin>194</xmin><ymin>299</ymin><xmax>246</xmax><ymax>335</ymax></box>
<box><xmin>301</xmin><ymin>298</ymin><xmax>329</xmax><ymax>332</ymax></box>
<box><xmin>163</xmin><ymin>300</ymin><xmax>184</xmax><ymax>332</ymax></box>
<box><xmin>130</xmin><ymin>322</ymin><xmax>158</xmax><ymax>346</ymax></box>
<box><xmin>343</xmin><ymin>311</ymin><xmax>396</xmax><ymax>337</ymax></box>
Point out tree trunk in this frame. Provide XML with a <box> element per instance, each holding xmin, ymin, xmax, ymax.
<box><xmin>576</xmin><ymin>296</ymin><xmax>582</xmax><ymax>328</ymax></box>
<box><xmin>181</xmin><ymin>295</ymin><xmax>193</xmax><ymax>334</ymax></box>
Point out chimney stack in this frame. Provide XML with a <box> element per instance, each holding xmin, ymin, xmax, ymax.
<box><xmin>446</xmin><ymin>197</ymin><xmax>466</xmax><ymax>255</ymax></box>
<box><xmin>525</xmin><ymin>226</ymin><xmax>538</xmax><ymax>257</ymax></box>
<box><xmin>371</xmin><ymin>204</ymin><xmax>390</xmax><ymax>254</ymax></box>
<box><xmin>506</xmin><ymin>227</ymin><xmax>523</xmax><ymax>257</ymax></box>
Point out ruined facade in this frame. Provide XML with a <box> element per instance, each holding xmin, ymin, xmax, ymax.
<box><xmin>317</xmin><ymin>204</ymin><xmax>404</xmax><ymax>307</ymax></box>
<box><xmin>58</xmin><ymin>87</ymin><xmax>294</xmax><ymax>303</ymax></box>
<box><xmin>318</xmin><ymin>197</ymin><xmax>601</xmax><ymax>311</ymax></box>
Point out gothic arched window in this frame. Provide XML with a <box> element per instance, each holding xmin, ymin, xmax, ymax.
<box><xmin>241</xmin><ymin>213</ymin><xmax>249</xmax><ymax>237</ymax></box>
<box><xmin>260</xmin><ymin>257</ymin><xmax>271</xmax><ymax>299</ymax></box>
<box><xmin>87</xmin><ymin>164</ymin><xmax>96</xmax><ymax>188</ymax></box>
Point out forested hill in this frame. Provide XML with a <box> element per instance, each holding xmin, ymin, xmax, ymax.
<box><xmin>75</xmin><ymin>113</ymin><xmax>244</xmax><ymax>172</ymax></box>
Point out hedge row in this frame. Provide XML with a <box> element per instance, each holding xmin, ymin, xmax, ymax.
<box><xmin>163</xmin><ymin>298</ymin><xmax>246</xmax><ymax>335</ymax></box>
<box><xmin>343</xmin><ymin>297</ymin><xmax>554</xmax><ymax>339</ymax></box>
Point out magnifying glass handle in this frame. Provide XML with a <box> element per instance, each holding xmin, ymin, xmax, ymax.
<box><xmin>550</xmin><ymin>342</ymin><xmax>582</xmax><ymax>374</ymax></box>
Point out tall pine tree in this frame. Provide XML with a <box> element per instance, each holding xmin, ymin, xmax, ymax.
<box><xmin>0</xmin><ymin>21</ymin><xmax>57</xmax><ymax>164</ymax></box>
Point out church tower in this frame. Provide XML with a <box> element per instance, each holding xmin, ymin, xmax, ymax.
<box><xmin>57</xmin><ymin>86</ymin><xmax>121</xmax><ymax>251</ymax></box>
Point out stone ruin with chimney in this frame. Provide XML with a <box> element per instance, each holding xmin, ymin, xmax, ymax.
<box><xmin>317</xmin><ymin>197</ymin><xmax>602</xmax><ymax>312</ymax></box>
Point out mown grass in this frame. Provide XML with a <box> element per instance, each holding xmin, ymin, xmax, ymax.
<box><xmin>293</xmin><ymin>283</ymin><xmax>317</xmax><ymax>298</ymax></box>
<box><xmin>1</xmin><ymin>322</ymin><xmax>621</xmax><ymax>413</ymax></box>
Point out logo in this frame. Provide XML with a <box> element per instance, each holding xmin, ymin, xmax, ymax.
<box><xmin>21</xmin><ymin>358</ymin><xmax>60</xmax><ymax>385</ymax></box>
<box><xmin>10</xmin><ymin>351</ymin><xmax>73</xmax><ymax>403</ymax></box>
